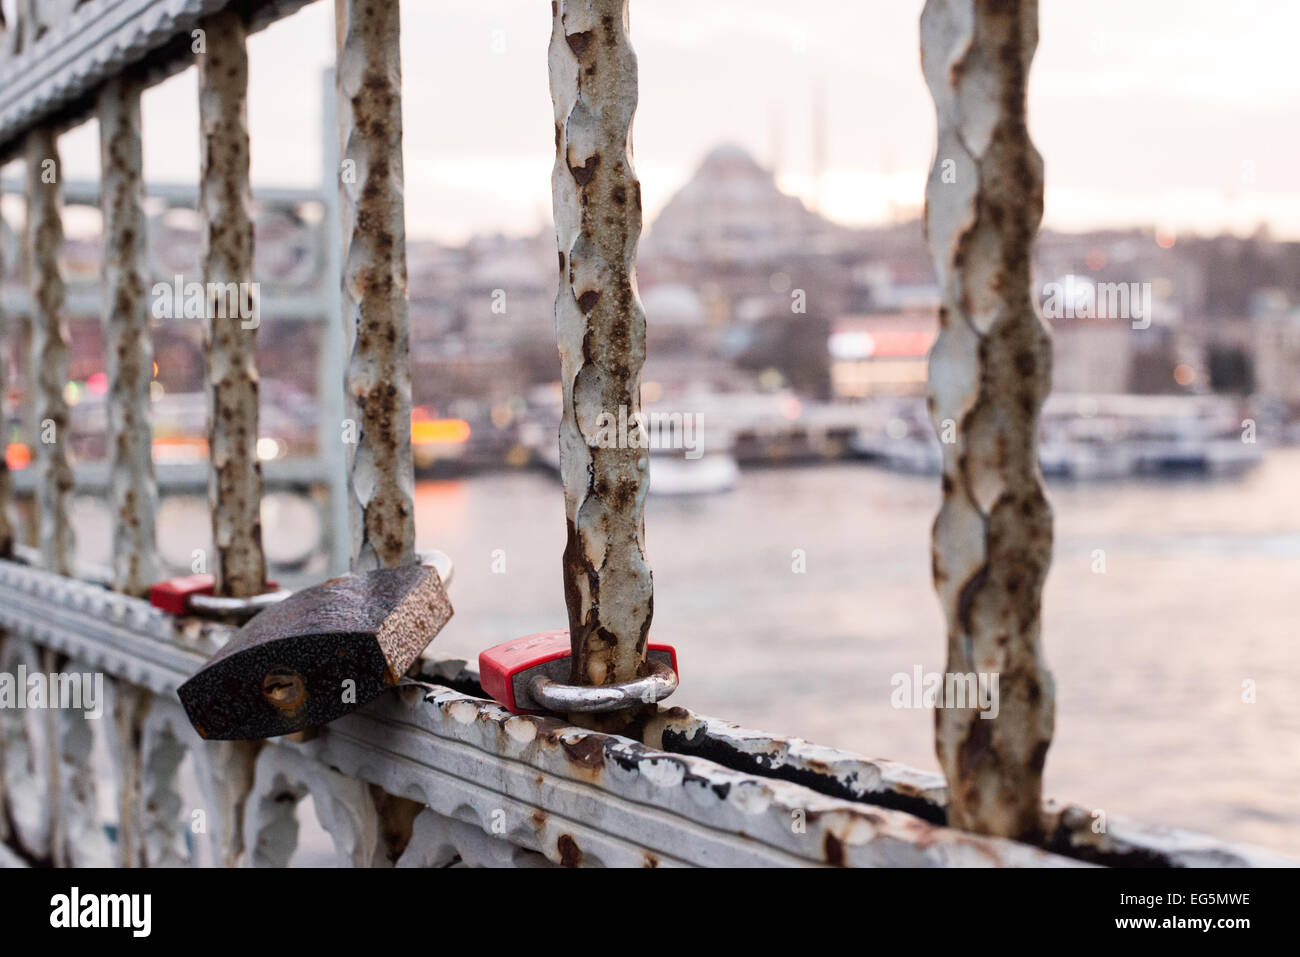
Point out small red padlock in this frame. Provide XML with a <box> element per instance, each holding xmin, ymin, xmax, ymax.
<box><xmin>149</xmin><ymin>574</ymin><xmax>280</xmax><ymax>617</ymax></box>
<box><xmin>479</xmin><ymin>629</ymin><xmax>679</xmax><ymax>715</ymax></box>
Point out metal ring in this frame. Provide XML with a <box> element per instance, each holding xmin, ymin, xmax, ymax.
<box><xmin>527</xmin><ymin>659</ymin><xmax>678</xmax><ymax>713</ymax></box>
<box><xmin>189</xmin><ymin>589</ymin><xmax>291</xmax><ymax>621</ymax></box>
<box><xmin>418</xmin><ymin>549</ymin><xmax>454</xmax><ymax>588</ymax></box>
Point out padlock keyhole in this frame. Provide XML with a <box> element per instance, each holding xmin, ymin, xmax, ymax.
<box><xmin>262</xmin><ymin>667</ymin><xmax>306</xmax><ymax>711</ymax></box>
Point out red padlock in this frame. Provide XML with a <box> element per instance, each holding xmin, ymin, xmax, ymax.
<box><xmin>149</xmin><ymin>574</ymin><xmax>281</xmax><ymax>618</ymax></box>
<box><xmin>149</xmin><ymin>574</ymin><xmax>217</xmax><ymax>614</ymax></box>
<box><xmin>479</xmin><ymin>629</ymin><xmax>678</xmax><ymax>715</ymax></box>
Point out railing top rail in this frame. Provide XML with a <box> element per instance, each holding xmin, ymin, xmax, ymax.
<box><xmin>0</xmin><ymin>172</ymin><xmax>325</xmax><ymax>207</ymax></box>
<box><xmin>0</xmin><ymin>0</ymin><xmax>313</xmax><ymax>159</ymax></box>
<box><xmin>0</xmin><ymin>554</ymin><xmax>1287</xmax><ymax>868</ymax></box>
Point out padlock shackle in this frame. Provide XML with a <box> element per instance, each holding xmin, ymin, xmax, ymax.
<box><xmin>189</xmin><ymin>588</ymin><xmax>291</xmax><ymax>620</ymax></box>
<box><xmin>527</xmin><ymin>658</ymin><xmax>677</xmax><ymax>713</ymax></box>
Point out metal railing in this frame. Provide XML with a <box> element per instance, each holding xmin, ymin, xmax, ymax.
<box><xmin>0</xmin><ymin>0</ymin><xmax>1287</xmax><ymax>868</ymax></box>
<box><xmin>1</xmin><ymin>160</ymin><xmax>351</xmax><ymax>580</ymax></box>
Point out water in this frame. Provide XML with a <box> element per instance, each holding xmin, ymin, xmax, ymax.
<box><xmin>413</xmin><ymin>450</ymin><xmax>1300</xmax><ymax>857</ymax></box>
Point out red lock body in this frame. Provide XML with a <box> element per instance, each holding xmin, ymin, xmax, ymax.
<box><xmin>479</xmin><ymin>629</ymin><xmax>678</xmax><ymax>714</ymax></box>
<box><xmin>149</xmin><ymin>574</ymin><xmax>278</xmax><ymax>614</ymax></box>
<box><xmin>149</xmin><ymin>574</ymin><xmax>216</xmax><ymax>614</ymax></box>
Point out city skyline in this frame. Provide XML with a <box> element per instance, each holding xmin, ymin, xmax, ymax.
<box><xmin>6</xmin><ymin>0</ymin><xmax>1297</xmax><ymax>244</ymax></box>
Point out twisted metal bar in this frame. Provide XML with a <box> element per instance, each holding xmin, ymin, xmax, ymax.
<box><xmin>334</xmin><ymin>0</ymin><xmax>416</xmax><ymax>572</ymax></box>
<box><xmin>198</xmin><ymin>9</ymin><xmax>266</xmax><ymax>597</ymax></box>
<box><xmin>100</xmin><ymin>74</ymin><xmax>157</xmax><ymax>597</ymax></box>
<box><xmin>26</xmin><ymin>127</ymin><xmax>73</xmax><ymax>577</ymax></box>
<box><xmin>109</xmin><ymin>681</ymin><xmax>150</xmax><ymax>867</ymax></box>
<box><xmin>921</xmin><ymin>0</ymin><xmax>1054</xmax><ymax>839</ymax></box>
<box><xmin>0</xmin><ymin>205</ymin><xmax>13</xmax><ymax>559</ymax></box>
<box><xmin>549</xmin><ymin>1</ymin><xmax>653</xmax><ymax>693</ymax></box>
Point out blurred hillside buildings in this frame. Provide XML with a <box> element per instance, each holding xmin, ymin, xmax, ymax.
<box><xmin>5</xmin><ymin>142</ymin><xmax>1300</xmax><ymax>452</ymax></box>
<box><xmin>404</xmin><ymin>144</ymin><xmax>1300</xmax><ymax>425</ymax></box>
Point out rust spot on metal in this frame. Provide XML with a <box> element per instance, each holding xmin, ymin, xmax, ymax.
<box><xmin>823</xmin><ymin>832</ymin><xmax>845</xmax><ymax>867</ymax></box>
<box><xmin>557</xmin><ymin>833</ymin><xmax>582</xmax><ymax>867</ymax></box>
<box><xmin>1029</xmin><ymin>739</ymin><xmax>1049</xmax><ymax>774</ymax></box>
<box><xmin>562</xmin><ymin>734</ymin><xmax>606</xmax><ymax>770</ymax></box>
<box><xmin>568</xmin><ymin>153</ymin><xmax>599</xmax><ymax>186</ymax></box>
<box><xmin>565</xmin><ymin>30</ymin><xmax>593</xmax><ymax>59</ymax></box>
<box><xmin>955</xmin><ymin>714</ymin><xmax>991</xmax><ymax>781</ymax></box>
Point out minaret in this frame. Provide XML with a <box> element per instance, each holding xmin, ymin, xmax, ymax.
<box><xmin>811</xmin><ymin>81</ymin><xmax>826</xmax><ymax>214</ymax></box>
<box><xmin>769</xmin><ymin>103</ymin><xmax>784</xmax><ymax>181</ymax></box>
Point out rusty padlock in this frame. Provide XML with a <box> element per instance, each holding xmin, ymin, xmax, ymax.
<box><xmin>178</xmin><ymin>563</ymin><xmax>452</xmax><ymax>740</ymax></box>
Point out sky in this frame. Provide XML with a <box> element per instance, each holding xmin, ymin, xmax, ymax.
<box><xmin>41</xmin><ymin>0</ymin><xmax>1300</xmax><ymax>243</ymax></box>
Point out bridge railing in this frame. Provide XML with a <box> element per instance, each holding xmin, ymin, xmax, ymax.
<box><xmin>0</xmin><ymin>0</ymin><xmax>1287</xmax><ymax>868</ymax></box>
<box><xmin>0</xmin><ymin>165</ymin><xmax>350</xmax><ymax>579</ymax></box>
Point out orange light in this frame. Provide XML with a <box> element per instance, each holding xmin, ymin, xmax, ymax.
<box><xmin>6</xmin><ymin>443</ymin><xmax>30</xmax><ymax>470</ymax></box>
<box><xmin>1173</xmin><ymin>364</ymin><xmax>1196</xmax><ymax>387</ymax></box>
<box><xmin>412</xmin><ymin>418</ymin><xmax>471</xmax><ymax>445</ymax></box>
<box><xmin>1155</xmin><ymin>228</ymin><xmax>1176</xmax><ymax>249</ymax></box>
<box><xmin>152</xmin><ymin>436</ymin><xmax>209</xmax><ymax>463</ymax></box>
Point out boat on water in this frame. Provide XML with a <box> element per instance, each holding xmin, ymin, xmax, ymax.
<box><xmin>529</xmin><ymin>436</ymin><xmax>740</xmax><ymax>496</ymax></box>
<box><xmin>644</xmin><ymin>446</ymin><xmax>740</xmax><ymax>496</ymax></box>
<box><xmin>851</xmin><ymin>393</ymin><xmax>1264</xmax><ymax>479</ymax></box>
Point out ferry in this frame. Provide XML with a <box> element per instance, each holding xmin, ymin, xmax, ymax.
<box><xmin>528</xmin><ymin>432</ymin><xmax>740</xmax><ymax>497</ymax></box>
<box><xmin>850</xmin><ymin>393</ymin><xmax>1263</xmax><ymax>479</ymax></box>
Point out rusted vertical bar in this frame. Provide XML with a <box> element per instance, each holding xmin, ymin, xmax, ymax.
<box><xmin>549</xmin><ymin>1</ymin><xmax>653</xmax><ymax>691</ymax></box>
<box><xmin>921</xmin><ymin>0</ymin><xmax>1053</xmax><ymax>840</ymax></box>
<box><xmin>198</xmin><ymin>9</ymin><xmax>266</xmax><ymax>597</ymax></box>
<box><xmin>110</xmin><ymin>682</ymin><xmax>149</xmax><ymax>866</ymax></box>
<box><xmin>0</xmin><ymin>194</ymin><xmax>13</xmax><ymax>851</ymax></box>
<box><xmin>26</xmin><ymin>127</ymin><xmax>74</xmax><ymax>577</ymax></box>
<box><xmin>0</xmin><ymin>205</ymin><xmax>13</xmax><ymax>559</ymax></box>
<box><xmin>319</xmin><ymin>67</ymin><xmax>351</xmax><ymax>577</ymax></box>
<box><xmin>3</xmin><ymin>142</ymin><xmax>32</xmax><ymax>858</ymax></box>
<box><xmin>43</xmin><ymin>645</ymin><xmax>65</xmax><ymax>865</ymax></box>
<box><xmin>334</xmin><ymin>0</ymin><xmax>416</xmax><ymax>572</ymax></box>
<box><xmin>100</xmin><ymin>74</ymin><xmax>157</xmax><ymax>596</ymax></box>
